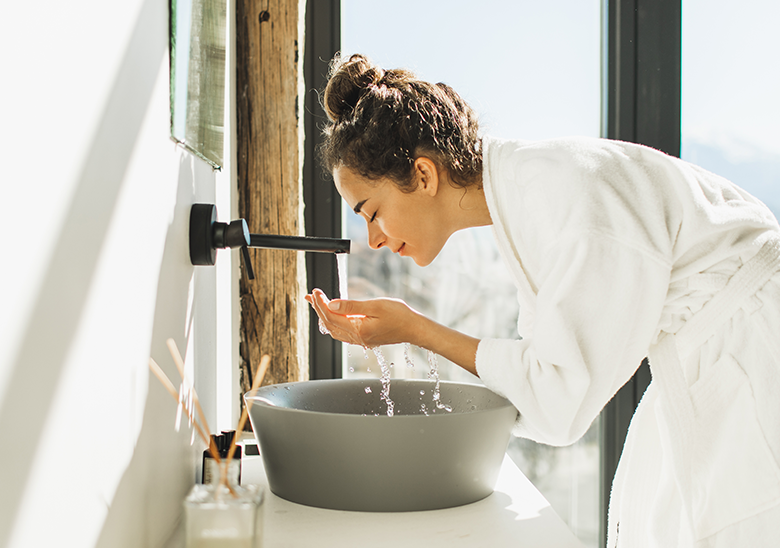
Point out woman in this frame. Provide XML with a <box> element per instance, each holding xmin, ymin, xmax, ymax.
<box><xmin>306</xmin><ymin>54</ymin><xmax>780</xmax><ymax>547</ymax></box>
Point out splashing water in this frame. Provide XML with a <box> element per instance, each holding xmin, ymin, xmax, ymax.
<box><xmin>403</xmin><ymin>342</ymin><xmax>415</xmax><ymax>368</ymax></box>
<box><xmin>373</xmin><ymin>347</ymin><xmax>395</xmax><ymax>417</ymax></box>
<box><xmin>427</xmin><ymin>350</ymin><xmax>452</xmax><ymax>413</ymax></box>
<box><xmin>318</xmin><ymin>318</ymin><xmax>330</xmax><ymax>335</ymax></box>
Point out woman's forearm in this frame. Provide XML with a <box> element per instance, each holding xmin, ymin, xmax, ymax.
<box><xmin>406</xmin><ymin>311</ymin><xmax>480</xmax><ymax>377</ymax></box>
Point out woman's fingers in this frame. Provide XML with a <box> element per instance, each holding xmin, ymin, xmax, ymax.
<box><xmin>306</xmin><ymin>289</ymin><xmax>420</xmax><ymax>348</ymax></box>
<box><xmin>308</xmin><ymin>289</ymin><xmax>367</xmax><ymax>346</ymax></box>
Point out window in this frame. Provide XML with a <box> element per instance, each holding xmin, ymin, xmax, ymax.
<box><xmin>681</xmin><ymin>0</ymin><xmax>780</xmax><ymax>218</ymax></box>
<box><xmin>340</xmin><ymin>2</ymin><xmax>602</xmax><ymax>546</ymax></box>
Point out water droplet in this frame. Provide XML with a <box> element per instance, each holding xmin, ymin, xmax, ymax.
<box><xmin>420</xmin><ymin>390</ymin><xmax>425</xmax><ymax>396</ymax></box>
<box><xmin>364</xmin><ymin>386</ymin><xmax>372</xmax><ymax>393</ymax></box>
<box><xmin>349</xmin><ymin>367</ymin><xmax>355</xmax><ymax>373</ymax></box>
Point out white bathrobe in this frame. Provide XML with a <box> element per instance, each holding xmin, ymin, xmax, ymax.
<box><xmin>475</xmin><ymin>136</ymin><xmax>780</xmax><ymax>547</ymax></box>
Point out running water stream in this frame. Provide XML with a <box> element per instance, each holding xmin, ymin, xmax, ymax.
<box><xmin>335</xmin><ymin>253</ymin><xmax>450</xmax><ymax>416</ymax></box>
<box><xmin>426</xmin><ymin>350</ymin><xmax>453</xmax><ymax>413</ymax></box>
<box><xmin>373</xmin><ymin>347</ymin><xmax>394</xmax><ymax>416</ymax></box>
<box><xmin>337</xmin><ymin>253</ymin><xmax>348</xmax><ymax>300</ymax></box>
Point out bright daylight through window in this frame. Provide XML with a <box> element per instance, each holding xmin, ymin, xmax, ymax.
<box><xmin>340</xmin><ymin>1</ymin><xmax>602</xmax><ymax>546</ymax></box>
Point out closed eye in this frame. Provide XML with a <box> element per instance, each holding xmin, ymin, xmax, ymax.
<box><xmin>369</xmin><ymin>211</ymin><xmax>377</xmax><ymax>223</ymax></box>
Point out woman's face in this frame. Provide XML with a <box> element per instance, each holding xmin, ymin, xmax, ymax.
<box><xmin>333</xmin><ymin>165</ymin><xmax>450</xmax><ymax>267</ymax></box>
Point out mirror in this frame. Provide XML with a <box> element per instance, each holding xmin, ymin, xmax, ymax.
<box><xmin>170</xmin><ymin>0</ymin><xmax>227</xmax><ymax>168</ymax></box>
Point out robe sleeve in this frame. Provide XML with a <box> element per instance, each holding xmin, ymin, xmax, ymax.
<box><xmin>477</xmin><ymin>232</ymin><xmax>671</xmax><ymax>446</ymax></box>
<box><xmin>475</xmin><ymin>140</ymin><xmax>677</xmax><ymax>446</ymax></box>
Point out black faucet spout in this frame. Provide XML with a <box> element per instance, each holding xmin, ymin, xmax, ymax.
<box><xmin>189</xmin><ymin>204</ymin><xmax>351</xmax><ymax>281</ymax></box>
<box><xmin>249</xmin><ymin>234</ymin><xmax>350</xmax><ymax>254</ymax></box>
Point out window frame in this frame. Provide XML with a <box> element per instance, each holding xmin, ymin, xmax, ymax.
<box><xmin>302</xmin><ymin>3</ymin><xmax>682</xmax><ymax>546</ymax></box>
<box><xmin>600</xmin><ymin>0</ymin><xmax>681</xmax><ymax>542</ymax></box>
<box><xmin>303</xmin><ymin>0</ymin><xmax>343</xmax><ymax>380</ymax></box>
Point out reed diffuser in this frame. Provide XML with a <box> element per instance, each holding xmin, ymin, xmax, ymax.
<box><xmin>149</xmin><ymin>339</ymin><xmax>270</xmax><ymax>548</ymax></box>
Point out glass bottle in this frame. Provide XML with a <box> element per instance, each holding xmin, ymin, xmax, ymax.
<box><xmin>184</xmin><ymin>458</ymin><xmax>264</xmax><ymax>548</ymax></box>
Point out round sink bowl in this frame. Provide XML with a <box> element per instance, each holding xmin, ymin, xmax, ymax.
<box><xmin>245</xmin><ymin>378</ymin><xmax>518</xmax><ymax>512</ymax></box>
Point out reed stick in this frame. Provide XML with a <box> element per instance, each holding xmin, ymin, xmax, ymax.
<box><xmin>220</xmin><ymin>354</ymin><xmax>271</xmax><ymax>492</ymax></box>
<box><xmin>151</xmin><ymin>342</ymin><xmax>272</xmax><ymax>497</ymax></box>
<box><xmin>165</xmin><ymin>338</ymin><xmax>222</xmax><ymax>463</ymax></box>
<box><xmin>148</xmin><ymin>358</ymin><xmax>215</xmax><ymax>456</ymax></box>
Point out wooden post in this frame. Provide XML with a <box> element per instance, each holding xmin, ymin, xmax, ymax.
<box><xmin>236</xmin><ymin>0</ymin><xmax>308</xmax><ymax>394</ymax></box>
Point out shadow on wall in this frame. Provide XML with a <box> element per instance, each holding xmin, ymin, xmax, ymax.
<box><xmin>94</xmin><ymin>155</ymin><xmax>216</xmax><ymax>548</ymax></box>
<box><xmin>0</xmin><ymin>0</ymin><xmax>166</xmax><ymax>544</ymax></box>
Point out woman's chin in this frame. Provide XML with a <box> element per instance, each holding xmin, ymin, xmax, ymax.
<box><xmin>411</xmin><ymin>251</ymin><xmax>436</xmax><ymax>267</ymax></box>
<box><xmin>405</xmin><ymin>242</ymin><xmax>446</xmax><ymax>267</ymax></box>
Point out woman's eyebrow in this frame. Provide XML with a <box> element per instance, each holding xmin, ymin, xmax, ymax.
<box><xmin>353</xmin><ymin>199</ymin><xmax>367</xmax><ymax>214</ymax></box>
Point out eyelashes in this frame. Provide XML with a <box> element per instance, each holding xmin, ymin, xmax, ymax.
<box><xmin>369</xmin><ymin>211</ymin><xmax>377</xmax><ymax>223</ymax></box>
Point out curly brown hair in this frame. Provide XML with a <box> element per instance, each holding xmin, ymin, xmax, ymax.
<box><xmin>318</xmin><ymin>54</ymin><xmax>482</xmax><ymax>192</ymax></box>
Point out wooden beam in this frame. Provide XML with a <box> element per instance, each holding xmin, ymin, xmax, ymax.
<box><xmin>236</xmin><ymin>0</ymin><xmax>308</xmax><ymax>394</ymax></box>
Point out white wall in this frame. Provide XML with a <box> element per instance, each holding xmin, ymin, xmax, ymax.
<box><xmin>0</xmin><ymin>1</ymin><xmax>237</xmax><ymax>546</ymax></box>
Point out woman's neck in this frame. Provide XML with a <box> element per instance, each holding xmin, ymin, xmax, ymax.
<box><xmin>440</xmin><ymin>174</ymin><xmax>492</xmax><ymax>232</ymax></box>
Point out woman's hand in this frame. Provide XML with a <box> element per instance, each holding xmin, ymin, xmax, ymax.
<box><xmin>305</xmin><ymin>288</ymin><xmax>422</xmax><ymax>348</ymax></box>
<box><xmin>305</xmin><ymin>288</ymin><xmax>481</xmax><ymax>377</ymax></box>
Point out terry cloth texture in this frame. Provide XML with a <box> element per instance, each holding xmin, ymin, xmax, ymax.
<box><xmin>476</xmin><ymin>136</ymin><xmax>780</xmax><ymax>547</ymax></box>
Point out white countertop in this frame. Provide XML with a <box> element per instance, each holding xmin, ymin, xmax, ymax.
<box><xmin>241</xmin><ymin>441</ymin><xmax>584</xmax><ymax>548</ymax></box>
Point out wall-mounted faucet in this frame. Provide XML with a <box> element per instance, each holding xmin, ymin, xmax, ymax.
<box><xmin>189</xmin><ymin>204</ymin><xmax>350</xmax><ymax>279</ymax></box>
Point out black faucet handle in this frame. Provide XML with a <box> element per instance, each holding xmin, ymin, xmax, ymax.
<box><xmin>217</xmin><ymin>218</ymin><xmax>255</xmax><ymax>279</ymax></box>
<box><xmin>241</xmin><ymin>245</ymin><xmax>256</xmax><ymax>280</ymax></box>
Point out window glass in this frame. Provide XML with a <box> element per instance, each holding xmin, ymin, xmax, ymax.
<box><xmin>681</xmin><ymin>0</ymin><xmax>780</xmax><ymax>218</ymax></box>
<box><xmin>341</xmin><ymin>2</ymin><xmax>601</xmax><ymax>546</ymax></box>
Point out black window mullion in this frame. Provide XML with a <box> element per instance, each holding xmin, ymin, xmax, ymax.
<box><xmin>303</xmin><ymin>0</ymin><xmax>342</xmax><ymax>380</ymax></box>
<box><xmin>600</xmin><ymin>0</ymin><xmax>681</xmax><ymax>544</ymax></box>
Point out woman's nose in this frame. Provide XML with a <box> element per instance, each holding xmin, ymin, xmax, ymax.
<box><xmin>367</xmin><ymin>222</ymin><xmax>386</xmax><ymax>250</ymax></box>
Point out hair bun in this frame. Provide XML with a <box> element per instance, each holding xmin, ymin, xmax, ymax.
<box><xmin>323</xmin><ymin>54</ymin><xmax>384</xmax><ymax>123</ymax></box>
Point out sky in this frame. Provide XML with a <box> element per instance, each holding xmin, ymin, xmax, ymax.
<box><xmin>341</xmin><ymin>0</ymin><xmax>780</xmax><ymax>214</ymax></box>
<box><xmin>341</xmin><ymin>0</ymin><xmax>602</xmax><ymax>141</ymax></box>
<box><xmin>682</xmin><ymin>0</ymin><xmax>780</xmax><ymax>161</ymax></box>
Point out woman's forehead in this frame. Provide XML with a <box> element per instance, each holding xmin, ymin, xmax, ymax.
<box><xmin>333</xmin><ymin>166</ymin><xmax>372</xmax><ymax>210</ymax></box>
<box><xmin>334</xmin><ymin>166</ymin><xmax>381</xmax><ymax>193</ymax></box>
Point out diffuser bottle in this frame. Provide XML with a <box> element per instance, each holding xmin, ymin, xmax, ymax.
<box><xmin>184</xmin><ymin>458</ymin><xmax>264</xmax><ymax>548</ymax></box>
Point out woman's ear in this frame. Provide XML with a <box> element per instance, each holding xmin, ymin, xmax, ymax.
<box><xmin>414</xmin><ymin>156</ymin><xmax>440</xmax><ymax>196</ymax></box>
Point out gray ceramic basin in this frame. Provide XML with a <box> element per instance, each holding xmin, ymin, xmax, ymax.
<box><xmin>245</xmin><ymin>378</ymin><xmax>518</xmax><ymax>512</ymax></box>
